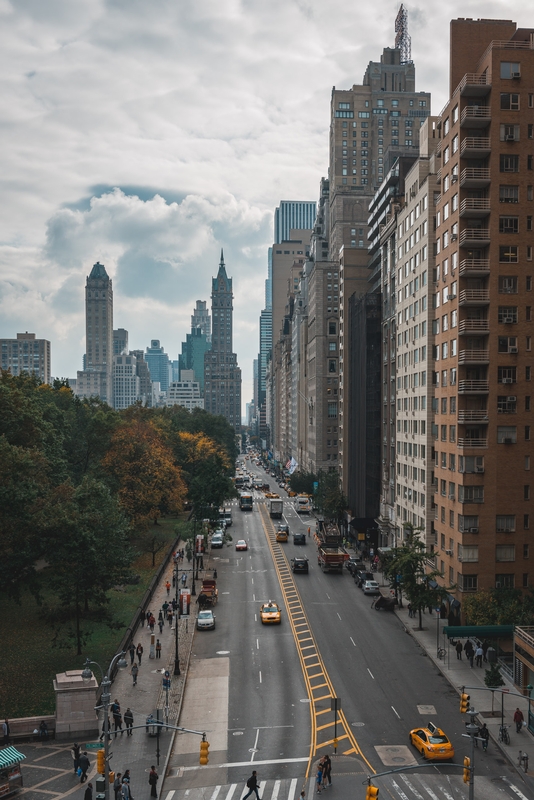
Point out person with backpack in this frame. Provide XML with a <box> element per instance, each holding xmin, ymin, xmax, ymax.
<box><xmin>243</xmin><ymin>770</ymin><xmax>260</xmax><ymax>800</ymax></box>
<box><xmin>148</xmin><ymin>766</ymin><xmax>159</xmax><ymax>798</ymax></box>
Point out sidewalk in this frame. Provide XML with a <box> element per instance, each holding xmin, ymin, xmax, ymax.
<box><xmin>392</xmin><ymin>598</ymin><xmax>534</xmax><ymax>778</ymax></box>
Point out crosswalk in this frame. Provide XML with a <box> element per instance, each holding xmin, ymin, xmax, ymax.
<box><xmin>163</xmin><ymin>774</ymin><xmax>532</xmax><ymax>800</ymax></box>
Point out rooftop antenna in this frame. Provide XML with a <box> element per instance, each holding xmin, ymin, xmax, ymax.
<box><xmin>395</xmin><ymin>4</ymin><xmax>412</xmax><ymax>65</ymax></box>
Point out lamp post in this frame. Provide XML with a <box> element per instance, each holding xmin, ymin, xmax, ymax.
<box><xmin>82</xmin><ymin>652</ymin><xmax>128</xmax><ymax>800</ymax></box>
<box><xmin>173</xmin><ymin>562</ymin><xmax>181</xmax><ymax>676</ymax></box>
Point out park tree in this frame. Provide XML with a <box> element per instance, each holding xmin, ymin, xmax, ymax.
<box><xmin>172</xmin><ymin>431</ymin><xmax>235</xmax><ymax>517</ymax></box>
<box><xmin>289</xmin><ymin>470</ymin><xmax>317</xmax><ymax>495</ymax></box>
<box><xmin>102</xmin><ymin>419</ymin><xmax>187</xmax><ymax>527</ymax></box>
<box><xmin>316</xmin><ymin>470</ymin><xmax>347</xmax><ymax>521</ymax></box>
<box><xmin>463</xmin><ymin>587</ymin><xmax>534</xmax><ymax>626</ymax></box>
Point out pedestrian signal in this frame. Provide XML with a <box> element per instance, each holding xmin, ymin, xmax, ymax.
<box><xmin>109</xmin><ymin>772</ymin><xmax>115</xmax><ymax>784</ymax></box>
<box><xmin>199</xmin><ymin>739</ymin><xmax>210</xmax><ymax>765</ymax></box>
<box><xmin>97</xmin><ymin>748</ymin><xmax>105</xmax><ymax>774</ymax></box>
<box><xmin>366</xmin><ymin>785</ymin><xmax>379</xmax><ymax>800</ymax></box>
<box><xmin>463</xmin><ymin>756</ymin><xmax>470</xmax><ymax>783</ymax></box>
<box><xmin>460</xmin><ymin>692</ymin><xmax>470</xmax><ymax>713</ymax></box>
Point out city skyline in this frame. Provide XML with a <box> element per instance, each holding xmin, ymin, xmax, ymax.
<box><xmin>1</xmin><ymin>1</ymin><xmax>533</xmax><ymax>413</ymax></box>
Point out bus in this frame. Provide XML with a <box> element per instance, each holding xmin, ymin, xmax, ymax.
<box><xmin>239</xmin><ymin>492</ymin><xmax>253</xmax><ymax>511</ymax></box>
<box><xmin>295</xmin><ymin>494</ymin><xmax>311</xmax><ymax>514</ymax></box>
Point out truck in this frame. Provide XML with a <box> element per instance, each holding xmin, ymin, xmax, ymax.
<box><xmin>268</xmin><ymin>497</ymin><xmax>283</xmax><ymax>519</ymax></box>
<box><xmin>316</xmin><ymin>521</ymin><xmax>349</xmax><ymax>573</ymax></box>
<box><xmin>295</xmin><ymin>494</ymin><xmax>311</xmax><ymax>514</ymax></box>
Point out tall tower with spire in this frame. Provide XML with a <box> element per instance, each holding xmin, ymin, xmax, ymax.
<box><xmin>76</xmin><ymin>261</ymin><xmax>114</xmax><ymax>405</ymax></box>
<box><xmin>204</xmin><ymin>250</ymin><xmax>242</xmax><ymax>433</ymax></box>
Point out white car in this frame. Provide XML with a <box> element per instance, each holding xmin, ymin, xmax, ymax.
<box><xmin>197</xmin><ymin>610</ymin><xmax>215</xmax><ymax>630</ymax></box>
<box><xmin>362</xmin><ymin>580</ymin><xmax>380</xmax><ymax>595</ymax></box>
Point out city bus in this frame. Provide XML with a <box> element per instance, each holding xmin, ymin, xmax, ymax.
<box><xmin>239</xmin><ymin>492</ymin><xmax>253</xmax><ymax>511</ymax></box>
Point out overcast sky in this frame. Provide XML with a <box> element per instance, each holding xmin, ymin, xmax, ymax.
<box><xmin>1</xmin><ymin>0</ymin><xmax>532</xmax><ymax>414</ymax></box>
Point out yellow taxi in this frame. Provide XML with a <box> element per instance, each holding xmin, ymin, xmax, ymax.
<box><xmin>276</xmin><ymin>530</ymin><xmax>288</xmax><ymax>542</ymax></box>
<box><xmin>409</xmin><ymin>722</ymin><xmax>454</xmax><ymax>761</ymax></box>
<box><xmin>260</xmin><ymin>601</ymin><xmax>282</xmax><ymax>624</ymax></box>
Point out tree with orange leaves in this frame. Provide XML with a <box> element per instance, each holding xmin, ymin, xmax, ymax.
<box><xmin>171</xmin><ymin>430</ymin><xmax>235</xmax><ymax>517</ymax></box>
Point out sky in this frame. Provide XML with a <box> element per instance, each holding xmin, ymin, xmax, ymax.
<box><xmin>1</xmin><ymin>0</ymin><xmax>533</xmax><ymax>415</ymax></box>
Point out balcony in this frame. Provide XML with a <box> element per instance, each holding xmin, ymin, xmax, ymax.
<box><xmin>459</xmin><ymin>258</ymin><xmax>490</xmax><ymax>277</ymax></box>
<box><xmin>458</xmin><ymin>409</ymin><xmax>489</xmax><ymax>422</ymax></box>
<box><xmin>461</xmin><ymin>106</ymin><xmax>491</xmax><ymax>128</ymax></box>
<box><xmin>459</xmin><ymin>318</ymin><xmax>490</xmax><ymax>335</ymax></box>
<box><xmin>457</xmin><ymin>437</ymin><xmax>488</xmax><ymax>448</ymax></box>
<box><xmin>458</xmin><ymin>380</ymin><xmax>489</xmax><ymax>394</ymax></box>
<box><xmin>460</xmin><ymin>168</ymin><xmax>491</xmax><ymax>188</ymax></box>
<box><xmin>458</xmin><ymin>349</ymin><xmax>490</xmax><ymax>365</ymax></box>
<box><xmin>436</xmin><ymin>167</ymin><xmax>442</xmax><ymax>184</ymax></box>
<box><xmin>460</xmin><ymin>137</ymin><xmax>491</xmax><ymax>159</ymax></box>
<box><xmin>459</xmin><ymin>228</ymin><xmax>491</xmax><ymax>248</ymax></box>
<box><xmin>459</xmin><ymin>198</ymin><xmax>491</xmax><ymax>218</ymax></box>
<box><xmin>459</xmin><ymin>289</ymin><xmax>490</xmax><ymax>306</ymax></box>
<box><xmin>458</xmin><ymin>73</ymin><xmax>492</xmax><ymax>97</ymax></box>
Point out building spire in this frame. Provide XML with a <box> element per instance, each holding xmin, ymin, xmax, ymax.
<box><xmin>220</xmin><ymin>248</ymin><xmax>225</xmax><ymax>267</ymax></box>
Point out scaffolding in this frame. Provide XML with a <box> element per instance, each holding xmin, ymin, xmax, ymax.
<box><xmin>395</xmin><ymin>4</ymin><xmax>412</xmax><ymax>65</ymax></box>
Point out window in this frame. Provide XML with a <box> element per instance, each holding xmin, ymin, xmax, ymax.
<box><xmin>496</xmin><ymin>514</ymin><xmax>516</xmax><ymax>532</ymax></box>
<box><xmin>500</xmin><ymin>124</ymin><xmax>520</xmax><ymax>141</ymax></box>
<box><xmin>498</xmin><ymin>306</ymin><xmax>518</xmax><ymax>322</ymax></box>
<box><xmin>496</xmin><ymin>574</ymin><xmax>515</xmax><ymax>588</ymax></box>
<box><xmin>496</xmin><ymin>545</ymin><xmax>515</xmax><ymax>562</ymax></box>
<box><xmin>499</xmin><ymin>276</ymin><xmax>518</xmax><ymax>293</ymax></box>
<box><xmin>498</xmin><ymin>395</ymin><xmax>517</xmax><ymax>413</ymax></box>
<box><xmin>500</xmin><ymin>246</ymin><xmax>519</xmax><ymax>264</ymax></box>
<box><xmin>500</xmin><ymin>62</ymin><xmax>521</xmax><ymax>79</ymax></box>
<box><xmin>327</xmin><ymin>402</ymin><xmax>338</xmax><ymax>418</ymax></box>
<box><xmin>525</xmin><ymin>484</ymin><xmax>531</xmax><ymax>499</ymax></box>
<box><xmin>459</xmin><ymin>456</ymin><xmax>484</xmax><ymax>474</ymax></box>
<box><xmin>497</xmin><ymin>426</ymin><xmax>517</xmax><ymax>443</ymax></box>
<box><xmin>458</xmin><ymin>485</ymin><xmax>484</xmax><ymax>503</ymax></box>
<box><xmin>461</xmin><ymin>545</ymin><xmax>479</xmax><ymax>562</ymax></box>
<box><xmin>500</xmin><ymin>155</ymin><xmax>520</xmax><ymax>173</ymax></box>
<box><xmin>459</xmin><ymin>514</ymin><xmax>479</xmax><ymax>532</ymax></box>
<box><xmin>499</xmin><ymin>217</ymin><xmax>519</xmax><ymax>233</ymax></box>
<box><xmin>500</xmin><ymin>185</ymin><xmax>519</xmax><ymax>203</ymax></box>
<box><xmin>459</xmin><ymin>574</ymin><xmax>478</xmax><ymax>591</ymax></box>
<box><xmin>328</xmin><ymin>322</ymin><xmax>337</xmax><ymax>334</ymax></box>
<box><xmin>500</xmin><ymin>93</ymin><xmax>520</xmax><ymax>110</ymax></box>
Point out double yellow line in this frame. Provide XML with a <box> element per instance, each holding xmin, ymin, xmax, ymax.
<box><xmin>258</xmin><ymin>504</ymin><xmax>374</xmax><ymax>777</ymax></box>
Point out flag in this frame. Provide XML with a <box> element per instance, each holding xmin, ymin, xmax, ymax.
<box><xmin>288</xmin><ymin>457</ymin><xmax>298</xmax><ymax>475</ymax></box>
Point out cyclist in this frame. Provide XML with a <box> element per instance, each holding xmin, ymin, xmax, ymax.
<box><xmin>514</xmin><ymin>707</ymin><xmax>525</xmax><ymax>733</ymax></box>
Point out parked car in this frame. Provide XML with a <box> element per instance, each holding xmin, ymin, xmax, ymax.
<box><xmin>362</xmin><ymin>580</ymin><xmax>380</xmax><ymax>595</ymax></box>
<box><xmin>197</xmin><ymin>610</ymin><xmax>216</xmax><ymax>630</ymax></box>
<box><xmin>211</xmin><ymin>534</ymin><xmax>224</xmax><ymax>549</ymax></box>
<box><xmin>345</xmin><ymin>556</ymin><xmax>365</xmax><ymax>576</ymax></box>
<box><xmin>355</xmin><ymin>570</ymin><xmax>375</xmax><ymax>588</ymax></box>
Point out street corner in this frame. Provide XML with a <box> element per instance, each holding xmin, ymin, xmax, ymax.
<box><xmin>374</xmin><ymin>746</ymin><xmax>418</xmax><ymax>767</ymax></box>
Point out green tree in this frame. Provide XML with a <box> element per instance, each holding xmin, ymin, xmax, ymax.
<box><xmin>316</xmin><ymin>470</ymin><xmax>347</xmax><ymax>521</ymax></box>
<box><xmin>484</xmin><ymin>662</ymin><xmax>505</xmax><ymax>714</ymax></box>
<box><xmin>289</xmin><ymin>470</ymin><xmax>317</xmax><ymax>495</ymax></box>
<box><xmin>463</xmin><ymin>588</ymin><xmax>534</xmax><ymax>626</ymax></box>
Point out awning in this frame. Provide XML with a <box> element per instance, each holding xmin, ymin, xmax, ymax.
<box><xmin>443</xmin><ymin>625</ymin><xmax>514</xmax><ymax>640</ymax></box>
<box><xmin>0</xmin><ymin>746</ymin><xmax>26</xmax><ymax>769</ymax></box>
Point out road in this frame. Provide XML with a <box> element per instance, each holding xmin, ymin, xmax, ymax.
<box><xmin>164</xmin><ymin>455</ymin><xmax>533</xmax><ymax>800</ymax></box>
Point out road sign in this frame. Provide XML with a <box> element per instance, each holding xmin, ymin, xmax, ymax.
<box><xmin>85</xmin><ymin>742</ymin><xmax>104</xmax><ymax>749</ymax></box>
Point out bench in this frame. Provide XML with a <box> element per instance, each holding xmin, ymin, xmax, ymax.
<box><xmin>7</xmin><ymin>716</ymin><xmax>56</xmax><ymax>742</ymax></box>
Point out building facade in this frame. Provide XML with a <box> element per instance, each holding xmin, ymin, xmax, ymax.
<box><xmin>275</xmin><ymin>201</ymin><xmax>317</xmax><ymax>244</ymax></box>
<box><xmin>113</xmin><ymin>328</ymin><xmax>129</xmax><ymax>356</ymax></box>
<box><xmin>77</xmin><ymin>262</ymin><xmax>113</xmax><ymax>405</ymax></box>
<box><xmin>167</xmin><ymin>378</ymin><xmax>204</xmax><ymax>411</ymax></box>
<box><xmin>203</xmin><ymin>251</ymin><xmax>242</xmax><ymax>433</ymax></box>
<box><xmin>113</xmin><ymin>353</ymin><xmax>140</xmax><ymax>410</ymax></box>
<box><xmin>0</xmin><ymin>332</ymin><xmax>51</xmax><ymax>384</ymax></box>
<box><xmin>145</xmin><ymin>340</ymin><xmax>171</xmax><ymax>393</ymax></box>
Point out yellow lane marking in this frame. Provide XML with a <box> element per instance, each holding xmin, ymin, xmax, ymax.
<box><xmin>258</xmin><ymin>503</ymin><xmax>374</xmax><ymax>778</ymax></box>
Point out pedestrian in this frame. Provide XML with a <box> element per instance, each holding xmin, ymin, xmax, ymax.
<box><xmin>181</xmin><ymin>573</ymin><xmax>187</xmax><ymax>587</ymax></box>
<box><xmin>243</xmin><ymin>770</ymin><xmax>260</xmax><ymax>800</ymax></box>
<box><xmin>121</xmin><ymin>779</ymin><xmax>131</xmax><ymax>800</ymax></box>
<box><xmin>149</xmin><ymin>615</ymin><xmax>155</xmax><ymax>633</ymax></box>
<box><xmin>148</xmin><ymin>766</ymin><xmax>159</xmax><ymax>798</ymax></box>
<box><xmin>322</xmin><ymin>754</ymin><xmax>332</xmax><ymax>788</ymax></box>
<box><xmin>136</xmin><ymin>643</ymin><xmax>143</xmax><ymax>665</ymax></box>
<box><xmin>131</xmin><ymin>663</ymin><xmax>139</xmax><ymax>686</ymax></box>
<box><xmin>162</xmin><ymin>601</ymin><xmax>169</xmax><ymax>616</ymax></box>
<box><xmin>482</xmin><ymin>640</ymin><xmax>489</xmax><ymax>662</ymax></box>
<box><xmin>300</xmin><ymin>793</ymin><xmax>305</xmax><ymax>800</ymax></box>
<box><xmin>155</xmin><ymin>640</ymin><xmax>161</xmax><ymax>659</ymax></box>
<box><xmin>165</xmin><ymin>581</ymin><xmax>171</xmax><ymax>595</ymax></box>
<box><xmin>455</xmin><ymin>641</ymin><xmax>463</xmax><ymax>660</ymax></box>
<box><xmin>475</xmin><ymin>645</ymin><xmax>483</xmax><ymax>667</ymax></box>
<box><xmin>146</xmin><ymin>610</ymin><xmax>151</xmax><ymax>628</ymax></box>
<box><xmin>315</xmin><ymin>763</ymin><xmax>323</xmax><ymax>794</ymax></box>
<box><xmin>38</xmin><ymin>720</ymin><xmax>49</xmax><ymax>741</ymax></box>
<box><xmin>307</xmin><ymin>527</ymin><xmax>311</xmax><ymax>537</ymax></box>
<box><xmin>84</xmin><ymin>782</ymin><xmax>93</xmax><ymax>800</ymax></box>
<box><xmin>110</xmin><ymin>698</ymin><xmax>120</xmax><ymax>716</ymax></box>
<box><xmin>158</xmin><ymin>618</ymin><xmax>163</xmax><ymax>634</ymax></box>
<box><xmin>113</xmin><ymin>774</ymin><xmax>122</xmax><ymax>800</ymax></box>
<box><xmin>124</xmin><ymin>708</ymin><xmax>134</xmax><ymax>736</ymax></box>
<box><xmin>2</xmin><ymin>719</ymin><xmax>10</xmax><ymax>746</ymax></box>
<box><xmin>113</xmin><ymin>709</ymin><xmax>123</xmax><ymax>738</ymax></box>
<box><xmin>71</xmin><ymin>742</ymin><xmax>81</xmax><ymax>775</ymax></box>
<box><xmin>167</xmin><ymin>610</ymin><xmax>173</xmax><ymax>627</ymax></box>
<box><xmin>78</xmin><ymin>751</ymin><xmax>90</xmax><ymax>783</ymax></box>
<box><xmin>479</xmin><ymin>723</ymin><xmax>489</xmax><ymax>751</ymax></box>
<box><xmin>172</xmin><ymin>598</ymin><xmax>177</xmax><ymax>611</ymax></box>
<box><xmin>407</xmin><ymin>603</ymin><xmax>413</xmax><ymax>619</ymax></box>
<box><xmin>514</xmin><ymin>707</ymin><xmax>525</xmax><ymax>732</ymax></box>
<box><xmin>128</xmin><ymin>642</ymin><xmax>135</xmax><ymax>665</ymax></box>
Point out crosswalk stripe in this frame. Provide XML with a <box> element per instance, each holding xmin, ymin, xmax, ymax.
<box><xmin>164</xmin><ymin>793</ymin><xmax>175</xmax><ymax>800</ymax></box>
<box><xmin>398</xmin><ymin>775</ymin><xmax>424</xmax><ymax>800</ymax></box>
<box><xmin>287</xmin><ymin>778</ymin><xmax>298</xmax><ymax>800</ymax></box>
<box><xmin>225</xmin><ymin>784</ymin><xmax>238</xmax><ymax>800</ymax></box>
<box><xmin>271</xmin><ymin>779</ymin><xmax>281</xmax><ymax>800</ymax></box>
<box><xmin>210</xmin><ymin>787</ymin><xmax>222</xmax><ymax>800</ymax></box>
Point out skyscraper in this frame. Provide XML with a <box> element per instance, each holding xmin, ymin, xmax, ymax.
<box><xmin>0</xmin><ymin>332</ymin><xmax>51</xmax><ymax>384</ymax></box>
<box><xmin>274</xmin><ymin>201</ymin><xmax>317</xmax><ymax>244</ymax></box>
<box><xmin>204</xmin><ymin>250</ymin><xmax>242</xmax><ymax>433</ymax></box>
<box><xmin>77</xmin><ymin>262</ymin><xmax>113</xmax><ymax>405</ymax></box>
<box><xmin>191</xmin><ymin>300</ymin><xmax>211</xmax><ymax>341</ymax></box>
<box><xmin>179</xmin><ymin>301</ymin><xmax>212</xmax><ymax>393</ymax></box>
<box><xmin>145</xmin><ymin>339</ymin><xmax>171</xmax><ymax>392</ymax></box>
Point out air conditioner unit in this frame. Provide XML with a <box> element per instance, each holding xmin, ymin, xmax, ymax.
<box><xmin>445</xmin><ymin>549</ymin><xmax>453</xmax><ymax>555</ymax></box>
<box><xmin>505</xmin><ymin>134</ymin><xmax>516</xmax><ymax>141</ymax></box>
<box><xmin>468</xmin><ymin>527</ymin><xmax>479</xmax><ymax>533</ymax></box>
<box><xmin>503</xmin><ymin>438</ymin><xmax>513</xmax><ymax>444</ymax></box>
<box><xmin>451</xmin><ymin>234</ymin><xmax>458</xmax><ymax>241</ymax></box>
<box><xmin>509</xmin><ymin>346</ymin><xmax>518</xmax><ymax>353</ymax></box>
<box><xmin>502</xmin><ymin>378</ymin><xmax>513</xmax><ymax>384</ymax></box>
<box><xmin>458</xmin><ymin>556</ymin><xmax>463</xmax><ymax>562</ymax></box>
<box><xmin>448</xmin><ymin>494</ymin><xmax>455</xmax><ymax>500</ymax></box>
<box><xmin>449</xmin><ymin>294</ymin><xmax>457</xmax><ymax>301</ymax></box>
<box><xmin>512</xmin><ymin>72</ymin><xmax>521</xmax><ymax>79</ymax></box>
<box><xmin>452</xmin><ymin>175</ymin><xmax>458</xmax><ymax>184</ymax></box>
<box><xmin>503</xmin><ymin>317</ymin><xmax>515</xmax><ymax>324</ymax></box>
<box><xmin>475</xmin><ymin>466</ymin><xmax>484</xmax><ymax>473</ymax></box>
<box><xmin>507</xmin><ymin>396</ymin><xmax>517</xmax><ymax>402</ymax></box>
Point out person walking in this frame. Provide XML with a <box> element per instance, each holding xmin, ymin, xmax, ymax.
<box><xmin>322</xmin><ymin>754</ymin><xmax>332</xmax><ymax>788</ymax></box>
<box><xmin>128</xmin><ymin>642</ymin><xmax>135</xmax><ymax>665</ymax></box>
<box><xmin>148</xmin><ymin>766</ymin><xmax>159</xmax><ymax>798</ymax></box>
<box><xmin>113</xmin><ymin>709</ymin><xmax>123</xmax><ymax>738</ymax></box>
<box><xmin>181</xmin><ymin>573</ymin><xmax>187</xmax><ymax>587</ymax></box>
<box><xmin>167</xmin><ymin>609</ymin><xmax>173</xmax><ymax>627</ymax></box>
<box><xmin>131</xmin><ymin>663</ymin><xmax>139</xmax><ymax>686</ymax></box>
<box><xmin>146</xmin><ymin>610</ymin><xmax>151</xmax><ymax>628</ymax></box>
<box><xmin>149</xmin><ymin>615</ymin><xmax>155</xmax><ymax>633</ymax></box>
<box><xmin>479</xmin><ymin>723</ymin><xmax>489</xmax><ymax>751</ymax></box>
<box><xmin>2</xmin><ymin>720</ymin><xmax>10</xmax><ymax>746</ymax></box>
<box><xmin>455</xmin><ymin>641</ymin><xmax>463</xmax><ymax>660</ymax></box>
<box><xmin>482</xmin><ymin>640</ymin><xmax>489</xmax><ymax>662</ymax></box>
<box><xmin>71</xmin><ymin>743</ymin><xmax>81</xmax><ymax>775</ymax></box>
<box><xmin>243</xmin><ymin>770</ymin><xmax>260</xmax><ymax>800</ymax></box>
<box><xmin>113</xmin><ymin>774</ymin><xmax>122</xmax><ymax>800</ymax></box>
<box><xmin>165</xmin><ymin>581</ymin><xmax>171</xmax><ymax>596</ymax></box>
<box><xmin>315</xmin><ymin>762</ymin><xmax>323</xmax><ymax>794</ymax></box>
<box><xmin>78</xmin><ymin>751</ymin><xmax>90</xmax><ymax>783</ymax></box>
<box><xmin>475</xmin><ymin>645</ymin><xmax>483</xmax><ymax>668</ymax></box>
<box><xmin>84</xmin><ymin>782</ymin><xmax>93</xmax><ymax>800</ymax></box>
<box><xmin>162</xmin><ymin>601</ymin><xmax>169</xmax><ymax>616</ymax></box>
<box><xmin>124</xmin><ymin>708</ymin><xmax>134</xmax><ymax>736</ymax></box>
<box><xmin>99</xmin><ymin>716</ymin><xmax>111</xmax><ymax>742</ymax></box>
<box><xmin>136</xmin><ymin>643</ymin><xmax>143</xmax><ymax>665</ymax></box>
<box><xmin>514</xmin><ymin>707</ymin><xmax>525</xmax><ymax>733</ymax></box>
<box><xmin>155</xmin><ymin>640</ymin><xmax>162</xmax><ymax>659</ymax></box>
<box><xmin>121</xmin><ymin>779</ymin><xmax>131</xmax><ymax>800</ymax></box>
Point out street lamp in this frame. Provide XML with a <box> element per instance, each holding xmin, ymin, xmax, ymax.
<box><xmin>173</xmin><ymin>562</ymin><xmax>181</xmax><ymax>676</ymax></box>
<box><xmin>82</xmin><ymin>652</ymin><xmax>128</xmax><ymax>800</ymax></box>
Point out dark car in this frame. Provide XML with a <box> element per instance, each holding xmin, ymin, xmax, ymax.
<box><xmin>291</xmin><ymin>557</ymin><xmax>309</xmax><ymax>574</ymax></box>
<box><xmin>277</xmin><ymin>523</ymin><xmax>290</xmax><ymax>534</ymax></box>
<box><xmin>293</xmin><ymin>533</ymin><xmax>306</xmax><ymax>545</ymax></box>
<box><xmin>345</xmin><ymin>557</ymin><xmax>365</xmax><ymax>576</ymax></box>
<box><xmin>355</xmin><ymin>570</ymin><xmax>375</xmax><ymax>588</ymax></box>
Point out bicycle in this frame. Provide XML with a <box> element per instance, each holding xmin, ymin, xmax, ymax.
<box><xmin>437</xmin><ymin>648</ymin><xmax>446</xmax><ymax>660</ymax></box>
<box><xmin>499</xmin><ymin>724</ymin><xmax>510</xmax><ymax>745</ymax></box>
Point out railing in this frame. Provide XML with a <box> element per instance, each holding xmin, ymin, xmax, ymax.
<box><xmin>457</xmin><ymin>437</ymin><xmax>488</xmax><ymax>448</ymax></box>
<box><xmin>459</xmin><ymin>229</ymin><xmax>490</xmax><ymax>244</ymax></box>
<box><xmin>458</xmin><ymin>349</ymin><xmax>490</xmax><ymax>363</ymax></box>
<box><xmin>460</xmin><ymin>167</ymin><xmax>491</xmax><ymax>184</ymax></box>
<box><xmin>458</xmin><ymin>410</ymin><xmax>489</xmax><ymax>422</ymax></box>
<box><xmin>516</xmin><ymin>626</ymin><xmax>534</xmax><ymax>650</ymax></box>
<box><xmin>478</xmin><ymin>38</ymin><xmax>534</xmax><ymax>69</ymax></box>
<box><xmin>461</xmin><ymin>106</ymin><xmax>491</xmax><ymax>124</ymax></box>
<box><xmin>459</xmin><ymin>258</ymin><xmax>490</xmax><ymax>276</ymax></box>
<box><xmin>459</xmin><ymin>197</ymin><xmax>491</xmax><ymax>214</ymax></box>
<box><xmin>460</xmin><ymin>137</ymin><xmax>491</xmax><ymax>156</ymax></box>
<box><xmin>459</xmin><ymin>289</ymin><xmax>490</xmax><ymax>303</ymax></box>
<box><xmin>458</xmin><ymin>380</ymin><xmax>489</xmax><ymax>392</ymax></box>
<box><xmin>458</xmin><ymin>72</ymin><xmax>490</xmax><ymax>90</ymax></box>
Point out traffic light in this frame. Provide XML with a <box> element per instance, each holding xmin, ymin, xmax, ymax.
<box><xmin>463</xmin><ymin>756</ymin><xmax>470</xmax><ymax>784</ymax></box>
<box><xmin>460</xmin><ymin>692</ymin><xmax>470</xmax><ymax>713</ymax></box>
<box><xmin>109</xmin><ymin>772</ymin><xmax>115</xmax><ymax>784</ymax></box>
<box><xmin>97</xmin><ymin>749</ymin><xmax>105</xmax><ymax>775</ymax></box>
<box><xmin>366</xmin><ymin>784</ymin><xmax>379</xmax><ymax>800</ymax></box>
<box><xmin>199</xmin><ymin>739</ymin><xmax>210</xmax><ymax>765</ymax></box>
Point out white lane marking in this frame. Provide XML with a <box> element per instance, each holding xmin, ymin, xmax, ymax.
<box><xmin>398</xmin><ymin>775</ymin><xmax>424</xmax><ymax>800</ymax></box>
<box><xmin>326</xmin><ymin>593</ymin><xmax>331</xmax><ymax>600</ymax></box>
<box><xmin>210</xmin><ymin>788</ymin><xmax>221</xmax><ymax>800</ymax></box>
<box><xmin>271</xmin><ymin>780</ymin><xmax>281</xmax><ymax>800</ymax></box>
<box><xmin>251</xmin><ymin>578</ymin><xmax>254</xmax><ymax>584</ymax></box>
<box><xmin>287</xmin><ymin>778</ymin><xmax>298</xmax><ymax>800</ymax></box>
<box><xmin>256</xmin><ymin>639</ymin><xmax>259</xmax><ymax>649</ymax></box>
<box><xmin>253</xmin><ymin>594</ymin><xmax>256</xmax><ymax>602</ymax></box>
<box><xmin>502</xmin><ymin>779</ymin><xmax>531</xmax><ymax>800</ymax></box>
<box><xmin>254</xmin><ymin>613</ymin><xmax>257</xmax><ymax>622</ymax></box>
<box><xmin>390</xmin><ymin>780</ymin><xmax>410</xmax><ymax>800</ymax></box>
<box><xmin>225</xmin><ymin>785</ymin><xmax>238</xmax><ymax>800</ymax></box>
<box><xmin>250</xmin><ymin>728</ymin><xmax>261</xmax><ymax>762</ymax></box>
<box><xmin>350</xmin><ymin>637</ymin><xmax>356</xmax><ymax>646</ymax></box>
<box><xmin>391</xmin><ymin>706</ymin><xmax>400</xmax><ymax>719</ymax></box>
<box><xmin>259</xmin><ymin>671</ymin><xmax>262</xmax><ymax>683</ymax></box>
<box><xmin>367</xmin><ymin>668</ymin><xmax>375</xmax><ymax>679</ymax></box>
<box><xmin>336</xmin><ymin>613</ymin><xmax>341</xmax><ymax>620</ymax></box>
<box><xmin>417</xmin><ymin>779</ymin><xmax>440</xmax><ymax>800</ymax></box>
<box><xmin>165</xmin><ymin>793</ymin><xmax>175</xmax><ymax>800</ymax></box>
